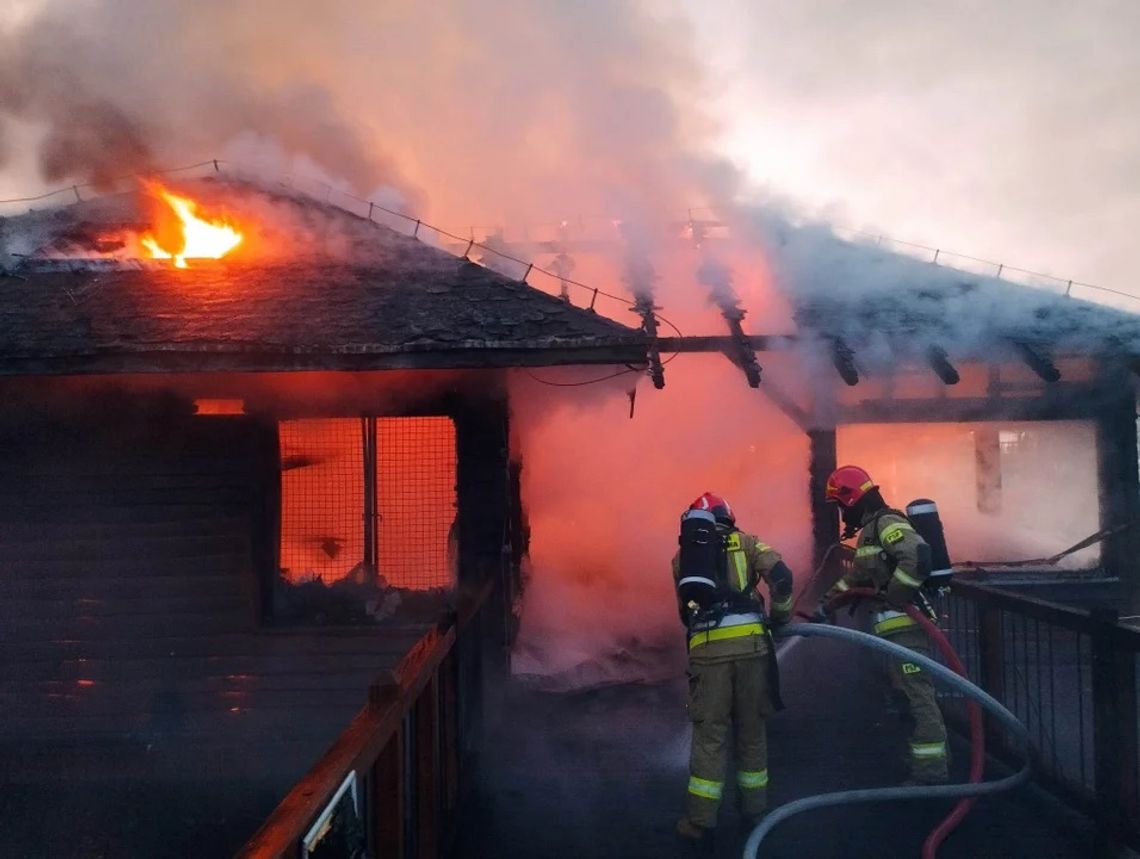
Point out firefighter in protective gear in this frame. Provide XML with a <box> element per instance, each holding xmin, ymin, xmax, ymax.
<box><xmin>822</xmin><ymin>466</ymin><xmax>949</xmax><ymax>785</ymax></box>
<box><xmin>673</xmin><ymin>492</ymin><xmax>795</xmax><ymax>845</ymax></box>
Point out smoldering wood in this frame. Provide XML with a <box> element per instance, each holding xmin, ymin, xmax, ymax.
<box><xmin>927</xmin><ymin>345</ymin><xmax>961</xmax><ymax>384</ymax></box>
<box><xmin>830</xmin><ymin>337</ymin><xmax>859</xmax><ymax>386</ymax></box>
<box><xmin>1011</xmin><ymin>340</ymin><xmax>1063</xmax><ymax>383</ymax></box>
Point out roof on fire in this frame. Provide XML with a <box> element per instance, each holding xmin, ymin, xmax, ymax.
<box><xmin>0</xmin><ymin>185</ymin><xmax>647</xmax><ymax>377</ymax></box>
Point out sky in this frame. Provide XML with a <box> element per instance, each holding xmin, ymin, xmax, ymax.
<box><xmin>680</xmin><ymin>0</ymin><xmax>1140</xmax><ymax>292</ymax></box>
<box><xmin>2</xmin><ymin>0</ymin><xmax>1136</xmax><ymax>295</ymax></box>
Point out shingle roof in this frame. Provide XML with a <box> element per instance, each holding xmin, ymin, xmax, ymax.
<box><xmin>0</xmin><ymin>189</ymin><xmax>646</xmax><ymax>376</ymax></box>
<box><xmin>757</xmin><ymin>219</ymin><xmax>1140</xmax><ymax>367</ymax></box>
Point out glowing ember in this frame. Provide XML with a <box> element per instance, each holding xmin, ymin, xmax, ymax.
<box><xmin>141</xmin><ymin>182</ymin><xmax>242</xmax><ymax>268</ymax></box>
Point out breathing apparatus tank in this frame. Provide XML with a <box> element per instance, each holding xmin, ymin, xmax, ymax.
<box><xmin>677</xmin><ymin>508</ymin><xmax>725</xmax><ymax>611</ymax></box>
<box><xmin>906</xmin><ymin>498</ymin><xmax>953</xmax><ymax>590</ymax></box>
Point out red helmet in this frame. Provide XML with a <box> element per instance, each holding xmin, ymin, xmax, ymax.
<box><xmin>825</xmin><ymin>466</ymin><xmax>876</xmax><ymax>508</ymax></box>
<box><xmin>690</xmin><ymin>492</ymin><xmax>735</xmax><ymax>527</ymax></box>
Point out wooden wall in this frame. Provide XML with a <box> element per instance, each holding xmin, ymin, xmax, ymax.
<box><xmin>0</xmin><ymin>392</ymin><xmax>429</xmax><ymax>785</ymax></box>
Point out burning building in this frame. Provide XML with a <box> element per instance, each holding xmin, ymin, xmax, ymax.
<box><xmin>2</xmin><ymin>173</ymin><xmax>1139</xmax><ymax>854</ymax></box>
<box><xmin>0</xmin><ymin>176</ymin><xmax>650</xmax><ymax>855</ymax></box>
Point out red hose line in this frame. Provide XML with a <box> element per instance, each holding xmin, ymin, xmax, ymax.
<box><xmin>822</xmin><ymin>589</ymin><xmax>985</xmax><ymax>859</ymax></box>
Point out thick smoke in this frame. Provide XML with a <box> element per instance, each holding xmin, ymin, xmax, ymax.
<box><xmin>0</xmin><ymin>0</ymin><xmax>734</xmax><ymax>225</ymax></box>
<box><xmin>0</xmin><ymin>0</ymin><xmax>1118</xmax><ymax>690</ymax></box>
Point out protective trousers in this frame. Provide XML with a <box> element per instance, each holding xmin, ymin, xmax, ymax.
<box><xmin>685</xmin><ymin>655</ymin><xmax>772</xmax><ymax>828</ymax></box>
<box><xmin>883</xmin><ymin>626</ymin><xmax>948</xmax><ymax>783</ymax></box>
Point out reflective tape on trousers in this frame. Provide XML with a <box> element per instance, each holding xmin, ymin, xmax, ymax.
<box><xmin>688</xmin><ymin>776</ymin><xmax>723</xmax><ymax>800</ymax></box>
<box><xmin>737</xmin><ymin>769</ymin><xmax>769</xmax><ymax>789</ymax></box>
<box><xmin>910</xmin><ymin>741</ymin><xmax>948</xmax><ymax>759</ymax></box>
<box><xmin>678</xmin><ymin>576</ymin><xmax>717</xmax><ymax>589</ymax></box>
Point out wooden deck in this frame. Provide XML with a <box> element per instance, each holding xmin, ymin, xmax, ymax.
<box><xmin>455</xmin><ymin>634</ymin><xmax>1096</xmax><ymax>859</ymax></box>
<box><xmin>0</xmin><ymin>625</ymin><xmax>433</xmax><ymax>857</ymax></box>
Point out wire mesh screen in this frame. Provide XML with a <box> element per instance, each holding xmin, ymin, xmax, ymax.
<box><xmin>376</xmin><ymin>417</ymin><xmax>457</xmax><ymax>590</ymax></box>
<box><xmin>278</xmin><ymin>418</ymin><xmax>366</xmax><ymax>584</ymax></box>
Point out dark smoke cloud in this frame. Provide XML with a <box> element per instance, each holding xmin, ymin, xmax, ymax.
<box><xmin>0</xmin><ymin>0</ymin><xmax>731</xmax><ymax>227</ymax></box>
<box><xmin>0</xmin><ymin>0</ymin><xmax>417</xmax><ymax>200</ymax></box>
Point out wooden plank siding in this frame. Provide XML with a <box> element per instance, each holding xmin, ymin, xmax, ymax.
<box><xmin>0</xmin><ymin>402</ymin><xmax>431</xmax><ymax>786</ymax></box>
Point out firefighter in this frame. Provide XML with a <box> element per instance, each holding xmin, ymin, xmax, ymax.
<box><xmin>673</xmin><ymin>492</ymin><xmax>794</xmax><ymax>847</ymax></box>
<box><xmin>821</xmin><ymin>465</ymin><xmax>949</xmax><ymax>785</ymax></box>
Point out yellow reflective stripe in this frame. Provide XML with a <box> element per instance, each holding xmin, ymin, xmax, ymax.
<box><xmin>771</xmin><ymin>595</ymin><xmax>793</xmax><ymax>611</ymax></box>
<box><xmin>855</xmin><ymin>545</ymin><xmax>881</xmax><ymax>558</ymax></box>
<box><xmin>880</xmin><ymin>523</ymin><xmax>914</xmax><ymax>543</ymax></box>
<box><xmin>910</xmin><ymin>741</ymin><xmax>947</xmax><ymax>759</ymax></box>
<box><xmin>834</xmin><ymin>579</ymin><xmax>851</xmax><ymax>592</ymax></box>
<box><xmin>688</xmin><ymin>776</ymin><xmax>723</xmax><ymax>799</ymax></box>
<box><xmin>874</xmin><ymin>615</ymin><xmax>918</xmax><ymax>635</ymax></box>
<box><xmin>755</xmin><ymin>542</ymin><xmax>771</xmax><ymax>553</ymax></box>
<box><xmin>732</xmin><ymin>549</ymin><xmax>748</xmax><ymax>590</ymax></box>
<box><xmin>859</xmin><ymin>480</ymin><xmax>874</xmax><ymax>491</ymax></box>
<box><xmin>689</xmin><ymin>623</ymin><xmax>765</xmax><ymax>650</ymax></box>
<box><xmin>725</xmin><ymin>533</ymin><xmax>742</xmax><ymax>550</ymax></box>
<box><xmin>737</xmin><ymin>769</ymin><xmax>769</xmax><ymax>790</ymax></box>
<box><xmin>892</xmin><ymin>568</ymin><xmax>922</xmax><ymax>589</ymax></box>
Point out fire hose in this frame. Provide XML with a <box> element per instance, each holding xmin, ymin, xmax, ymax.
<box><xmin>828</xmin><ymin>589</ymin><xmax>986</xmax><ymax>858</ymax></box>
<box><xmin>742</xmin><ymin>604</ymin><xmax>1032</xmax><ymax>859</ymax></box>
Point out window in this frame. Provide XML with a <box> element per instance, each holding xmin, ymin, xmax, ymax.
<box><xmin>276</xmin><ymin>417</ymin><xmax>457</xmax><ymax>624</ymax></box>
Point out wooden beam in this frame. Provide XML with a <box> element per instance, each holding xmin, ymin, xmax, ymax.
<box><xmin>1096</xmin><ymin>388</ymin><xmax>1140</xmax><ymax>611</ymax></box>
<box><xmin>830</xmin><ymin>338</ymin><xmax>859</xmax><ymax>386</ymax></box>
<box><xmin>0</xmin><ymin>344</ymin><xmax>651</xmax><ymax>377</ymax></box>
<box><xmin>808</xmin><ymin>430</ymin><xmax>839</xmax><ymax>579</ymax></box>
<box><xmin>757</xmin><ymin>378</ymin><xmax>811</xmax><ymax>431</ymax></box>
<box><xmin>926</xmin><ymin>345</ymin><xmax>961</xmax><ymax>385</ymax></box>
<box><xmin>836</xmin><ymin>388</ymin><xmax>1111</xmax><ymax>424</ymax></box>
<box><xmin>1011</xmin><ymin>340</ymin><xmax>1062</xmax><ymax>383</ymax></box>
<box><xmin>655</xmin><ymin>335</ymin><xmax>797</xmax><ymax>353</ymax></box>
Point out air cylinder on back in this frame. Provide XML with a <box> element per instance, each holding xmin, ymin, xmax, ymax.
<box><xmin>677</xmin><ymin>508</ymin><xmax>722</xmax><ymax>609</ymax></box>
<box><xmin>906</xmin><ymin>498</ymin><xmax>953</xmax><ymax>589</ymax></box>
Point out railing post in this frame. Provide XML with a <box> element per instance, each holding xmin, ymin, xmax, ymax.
<box><xmin>373</xmin><ymin>727</ymin><xmax>405</xmax><ymax>858</ymax></box>
<box><xmin>1091</xmin><ymin>608</ymin><xmax>1137</xmax><ymax>854</ymax></box>
<box><xmin>415</xmin><ymin>674</ymin><xmax>440</xmax><ymax>859</ymax></box>
<box><xmin>442</xmin><ymin>652</ymin><xmax>459</xmax><ymax>817</ymax></box>
<box><xmin>977</xmin><ymin>604</ymin><xmax>1006</xmax><ymax>750</ymax></box>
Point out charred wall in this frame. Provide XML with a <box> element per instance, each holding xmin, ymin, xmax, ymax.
<box><xmin>0</xmin><ymin>373</ymin><xmax>518</xmax><ymax>789</ymax></box>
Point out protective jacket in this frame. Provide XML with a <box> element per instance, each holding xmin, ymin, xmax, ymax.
<box><xmin>672</xmin><ymin>529</ymin><xmax>793</xmax><ymax>660</ymax></box>
<box><xmin>826</xmin><ymin>508</ymin><xmax>948</xmax><ymax>783</ymax></box>
<box><xmin>829</xmin><ymin>508</ymin><xmax>929</xmax><ymax>636</ymax></box>
<box><xmin>672</xmin><ymin>528</ymin><xmax>794</xmax><ymax>828</ymax></box>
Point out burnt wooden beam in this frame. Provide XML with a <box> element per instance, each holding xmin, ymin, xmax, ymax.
<box><xmin>654</xmin><ymin>335</ymin><xmax>796</xmax><ymax>352</ymax></box>
<box><xmin>633</xmin><ymin>294</ymin><xmax>666</xmax><ymax>389</ymax></box>
<box><xmin>757</xmin><ymin>379</ymin><xmax>811</xmax><ymax>431</ymax></box>
<box><xmin>838</xmin><ymin>387</ymin><xmax>1110</xmax><ymax>424</ymax></box>
<box><xmin>0</xmin><ymin>343</ymin><xmax>652</xmax><ymax>377</ymax></box>
<box><xmin>1095</xmin><ymin>389</ymin><xmax>1140</xmax><ymax>612</ymax></box>
<box><xmin>830</xmin><ymin>338</ymin><xmax>859</xmax><ymax>386</ymax></box>
<box><xmin>1012</xmin><ymin>340</ymin><xmax>1062</xmax><ymax>383</ymax></box>
<box><xmin>926</xmin><ymin>345</ymin><xmax>961</xmax><ymax>385</ymax></box>
<box><xmin>808</xmin><ymin>430</ymin><xmax>840</xmax><ymax>580</ymax></box>
<box><xmin>720</xmin><ymin>306</ymin><xmax>762</xmax><ymax>387</ymax></box>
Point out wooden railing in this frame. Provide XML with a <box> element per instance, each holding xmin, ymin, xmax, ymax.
<box><xmin>236</xmin><ymin>580</ymin><xmax>495</xmax><ymax>858</ymax></box>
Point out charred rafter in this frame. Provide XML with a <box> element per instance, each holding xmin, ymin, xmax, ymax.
<box><xmin>633</xmin><ymin>294</ymin><xmax>666</xmax><ymax>389</ymax></box>
<box><xmin>719</xmin><ymin>305</ymin><xmax>763</xmax><ymax>387</ymax></box>
<box><xmin>830</xmin><ymin>338</ymin><xmax>859</xmax><ymax>386</ymax></box>
<box><xmin>1011</xmin><ymin>340</ymin><xmax>1062</xmax><ymax>383</ymax></box>
<box><xmin>926</xmin><ymin>345</ymin><xmax>961</xmax><ymax>385</ymax></box>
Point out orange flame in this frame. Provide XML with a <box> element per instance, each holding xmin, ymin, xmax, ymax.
<box><xmin>141</xmin><ymin>182</ymin><xmax>242</xmax><ymax>268</ymax></box>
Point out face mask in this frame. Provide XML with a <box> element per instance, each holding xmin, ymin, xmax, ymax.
<box><xmin>840</xmin><ymin>503</ymin><xmax>862</xmax><ymax>540</ymax></box>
